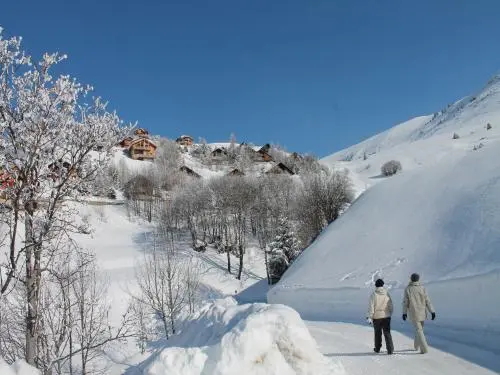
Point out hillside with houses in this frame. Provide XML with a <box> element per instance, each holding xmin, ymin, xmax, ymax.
<box><xmin>115</xmin><ymin>129</ymin><xmax>317</xmax><ymax>179</ymax></box>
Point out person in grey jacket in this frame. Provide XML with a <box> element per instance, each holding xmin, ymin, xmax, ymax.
<box><xmin>402</xmin><ymin>273</ymin><xmax>436</xmax><ymax>354</ymax></box>
<box><xmin>367</xmin><ymin>279</ymin><xmax>394</xmax><ymax>354</ymax></box>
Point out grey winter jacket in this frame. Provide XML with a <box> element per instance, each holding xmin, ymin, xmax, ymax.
<box><xmin>402</xmin><ymin>281</ymin><xmax>435</xmax><ymax>322</ymax></box>
<box><xmin>368</xmin><ymin>287</ymin><xmax>393</xmax><ymax>319</ymax></box>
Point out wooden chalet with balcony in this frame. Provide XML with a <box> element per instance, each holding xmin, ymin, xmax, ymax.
<box><xmin>117</xmin><ymin>127</ymin><xmax>157</xmax><ymax>161</ymax></box>
<box><xmin>176</xmin><ymin>135</ymin><xmax>194</xmax><ymax>146</ymax></box>
<box><xmin>129</xmin><ymin>138</ymin><xmax>157</xmax><ymax>160</ymax></box>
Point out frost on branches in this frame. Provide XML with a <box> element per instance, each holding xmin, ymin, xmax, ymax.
<box><xmin>0</xmin><ymin>28</ymin><xmax>131</xmax><ymax>370</ymax></box>
<box><xmin>268</xmin><ymin>216</ymin><xmax>301</xmax><ymax>284</ymax></box>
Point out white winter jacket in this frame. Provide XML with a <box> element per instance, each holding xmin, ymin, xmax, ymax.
<box><xmin>368</xmin><ymin>287</ymin><xmax>393</xmax><ymax>320</ymax></box>
<box><xmin>403</xmin><ymin>281</ymin><xmax>435</xmax><ymax>322</ymax></box>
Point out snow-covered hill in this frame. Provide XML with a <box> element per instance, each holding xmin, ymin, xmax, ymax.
<box><xmin>322</xmin><ymin>75</ymin><xmax>500</xmax><ymax>194</ymax></box>
<box><xmin>268</xmin><ymin>75</ymin><xmax>500</xmax><ymax>372</ymax></box>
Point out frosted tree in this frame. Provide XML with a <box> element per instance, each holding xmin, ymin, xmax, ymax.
<box><xmin>197</xmin><ymin>137</ymin><xmax>211</xmax><ymax>163</ymax></box>
<box><xmin>227</xmin><ymin>132</ymin><xmax>238</xmax><ymax>162</ymax></box>
<box><xmin>268</xmin><ymin>215</ymin><xmax>301</xmax><ymax>283</ymax></box>
<box><xmin>295</xmin><ymin>169</ymin><xmax>354</xmax><ymax>245</ymax></box>
<box><xmin>134</xmin><ymin>230</ymin><xmax>189</xmax><ymax>339</ymax></box>
<box><xmin>0</xmin><ymin>29</ymin><xmax>129</xmax><ymax>367</ymax></box>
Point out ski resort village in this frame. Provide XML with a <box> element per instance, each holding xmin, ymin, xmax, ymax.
<box><xmin>1</xmin><ymin>4</ymin><xmax>500</xmax><ymax>375</ymax></box>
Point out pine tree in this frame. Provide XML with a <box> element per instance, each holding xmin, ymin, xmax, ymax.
<box><xmin>268</xmin><ymin>216</ymin><xmax>300</xmax><ymax>283</ymax></box>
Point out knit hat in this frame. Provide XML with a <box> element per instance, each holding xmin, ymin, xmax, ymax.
<box><xmin>375</xmin><ymin>279</ymin><xmax>384</xmax><ymax>287</ymax></box>
<box><xmin>410</xmin><ymin>273</ymin><xmax>420</xmax><ymax>282</ymax></box>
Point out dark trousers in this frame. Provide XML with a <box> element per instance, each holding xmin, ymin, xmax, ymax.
<box><xmin>373</xmin><ymin>317</ymin><xmax>394</xmax><ymax>353</ymax></box>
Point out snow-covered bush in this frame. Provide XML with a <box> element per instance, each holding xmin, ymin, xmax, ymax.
<box><xmin>381</xmin><ymin>160</ymin><xmax>402</xmax><ymax>176</ymax></box>
<box><xmin>144</xmin><ymin>298</ymin><xmax>342</xmax><ymax>375</ymax></box>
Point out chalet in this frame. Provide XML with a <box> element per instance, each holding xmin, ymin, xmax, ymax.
<box><xmin>176</xmin><ymin>135</ymin><xmax>194</xmax><ymax>146</ymax></box>
<box><xmin>129</xmin><ymin>138</ymin><xmax>157</xmax><ymax>160</ymax></box>
<box><xmin>265</xmin><ymin>162</ymin><xmax>295</xmax><ymax>176</ymax></box>
<box><xmin>259</xmin><ymin>143</ymin><xmax>271</xmax><ymax>153</ymax></box>
<box><xmin>258</xmin><ymin>150</ymin><xmax>273</xmax><ymax>162</ymax></box>
<box><xmin>238</xmin><ymin>143</ymin><xmax>273</xmax><ymax>162</ymax></box>
<box><xmin>227</xmin><ymin>168</ymin><xmax>245</xmax><ymax>176</ymax></box>
<box><xmin>179</xmin><ymin>165</ymin><xmax>201</xmax><ymax>178</ymax></box>
<box><xmin>134</xmin><ymin>128</ymin><xmax>150</xmax><ymax>138</ymax></box>
<box><xmin>211</xmin><ymin>147</ymin><xmax>228</xmax><ymax>160</ymax></box>
<box><xmin>256</xmin><ymin>143</ymin><xmax>273</xmax><ymax>162</ymax></box>
<box><xmin>118</xmin><ymin>136</ymin><xmax>133</xmax><ymax>148</ymax></box>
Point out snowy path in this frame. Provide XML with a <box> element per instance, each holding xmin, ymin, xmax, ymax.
<box><xmin>307</xmin><ymin>322</ymin><xmax>498</xmax><ymax>375</ymax></box>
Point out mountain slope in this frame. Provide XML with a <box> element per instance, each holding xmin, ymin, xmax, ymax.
<box><xmin>268</xmin><ymin>75</ymin><xmax>500</xmax><ymax>372</ymax></box>
<box><xmin>321</xmin><ymin>75</ymin><xmax>500</xmax><ymax>194</ymax></box>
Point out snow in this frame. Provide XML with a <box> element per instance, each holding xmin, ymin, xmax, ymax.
<box><xmin>112</xmin><ymin>147</ymin><xmax>155</xmax><ymax>174</ymax></box>
<box><xmin>307</xmin><ymin>322</ymin><xmax>497</xmax><ymax>375</ymax></box>
<box><xmin>269</xmin><ymin>75</ymin><xmax>500</xmax><ymax>372</ymax></box>
<box><xmin>5</xmin><ymin>73</ymin><xmax>500</xmax><ymax>374</ymax></box>
<box><xmin>139</xmin><ymin>298</ymin><xmax>343</xmax><ymax>375</ymax></box>
<box><xmin>66</xmin><ymin>203</ymin><xmax>268</xmax><ymax>374</ymax></box>
<box><xmin>0</xmin><ymin>359</ymin><xmax>40</xmax><ymax>375</ymax></box>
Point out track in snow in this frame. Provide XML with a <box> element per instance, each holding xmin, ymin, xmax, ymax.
<box><xmin>308</xmin><ymin>322</ymin><xmax>498</xmax><ymax>375</ymax></box>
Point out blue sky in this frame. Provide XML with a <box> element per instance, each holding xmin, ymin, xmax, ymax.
<box><xmin>2</xmin><ymin>0</ymin><xmax>500</xmax><ymax>157</ymax></box>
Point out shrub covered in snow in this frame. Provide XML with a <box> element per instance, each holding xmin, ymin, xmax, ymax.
<box><xmin>381</xmin><ymin>160</ymin><xmax>402</xmax><ymax>177</ymax></box>
<box><xmin>144</xmin><ymin>298</ymin><xmax>342</xmax><ymax>375</ymax></box>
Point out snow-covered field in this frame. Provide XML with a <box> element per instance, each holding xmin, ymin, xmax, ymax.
<box><xmin>269</xmin><ymin>75</ymin><xmax>500</xmax><ymax>372</ymax></box>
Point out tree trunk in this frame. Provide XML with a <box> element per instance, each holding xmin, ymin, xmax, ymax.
<box><xmin>264</xmin><ymin>248</ymin><xmax>271</xmax><ymax>285</ymax></box>
<box><xmin>25</xmin><ymin>201</ymin><xmax>39</xmax><ymax>367</ymax></box>
<box><xmin>81</xmin><ymin>349</ymin><xmax>86</xmax><ymax>375</ymax></box>
<box><xmin>161</xmin><ymin>314</ymin><xmax>169</xmax><ymax>339</ymax></box>
<box><xmin>226</xmin><ymin>248</ymin><xmax>231</xmax><ymax>274</ymax></box>
<box><xmin>187</xmin><ymin>217</ymin><xmax>197</xmax><ymax>248</ymax></box>
<box><xmin>237</xmin><ymin>244</ymin><xmax>244</xmax><ymax>280</ymax></box>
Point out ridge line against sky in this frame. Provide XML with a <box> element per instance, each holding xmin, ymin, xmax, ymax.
<box><xmin>2</xmin><ymin>0</ymin><xmax>500</xmax><ymax>157</ymax></box>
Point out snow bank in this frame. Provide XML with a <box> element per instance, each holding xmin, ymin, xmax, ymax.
<box><xmin>144</xmin><ymin>298</ymin><xmax>343</xmax><ymax>375</ymax></box>
<box><xmin>0</xmin><ymin>359</ymin><xmax>39</xmax><ymax>375</ymax></box>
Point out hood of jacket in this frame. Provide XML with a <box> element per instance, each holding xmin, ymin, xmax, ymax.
<box><xmin>375</xmin><ymin>287</ymin><xmax>387</xmax><ymax>295</ymax></box>
<box><xmin>409</xmin><ymin>281</ymin><xmax>421</xmax><ymax>287</ymax></box>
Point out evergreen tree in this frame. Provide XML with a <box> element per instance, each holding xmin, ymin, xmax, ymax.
<box><xmin>268</xmin><ymin>216</ymin><xmax>300</xmax><ymax>283</ymax></box>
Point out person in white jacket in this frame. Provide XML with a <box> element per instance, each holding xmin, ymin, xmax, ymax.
<box><xmin>367</xmin><ymin>278</ymin><xmax>394</xmax><ymax>354</ymax></box>
<box><xmin>402</xmin><ymin>273</ymin><xmax>436</xmax><ymax>354</ymax></box>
